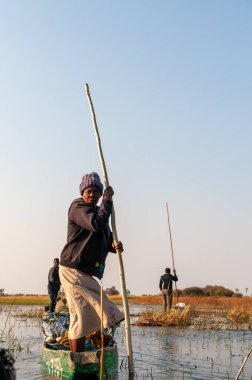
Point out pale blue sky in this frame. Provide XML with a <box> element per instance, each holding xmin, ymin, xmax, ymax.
<box><xmin>1</xmin><ymin>1</ymin><xmax>251</xmax><ymax>295</ymax></box>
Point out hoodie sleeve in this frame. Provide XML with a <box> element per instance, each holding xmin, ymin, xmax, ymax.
<box><xmin>172</xmin><ymin>274</ymin><xmax>178</xmax><ymax>282</ymax></box>
<box><xmin>159</xmin><ymin>276</ymin><xmax>163</xmax><ymax>290</ymax></box>
<box><xmin>48</xmin><ymin>268</ymin><xmax>54</xmax><ymax>285</ymax></box>
<box><xmin>69</xmin><ymin>199</ymin><xmax>113</xmax><ymax>233</ymax></box>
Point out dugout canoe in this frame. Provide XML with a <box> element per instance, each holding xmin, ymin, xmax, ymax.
<box><xmin>41</xmin><ymin>340</ymin><xmax>118</xmax><ymax>379</ymax></box>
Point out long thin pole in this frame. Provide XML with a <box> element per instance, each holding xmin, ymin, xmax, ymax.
<box><xmin>85</xmin><ymin>83</ymin><xmax>134</xmax><ymax>374</ymax></box>
<box><xmin>99</xmin><ymin>282</ymin><xmax>104</xmax><ymax>380</ymax></box>
<box><xmin>235</xmin><ymin>346</ymin><xmax>252</xmax><ymax>380</ymax></box>
<box><xmin>166</xmin><ymin>202</ymin><xmax>178</xmax><ymax>304</ymax></box>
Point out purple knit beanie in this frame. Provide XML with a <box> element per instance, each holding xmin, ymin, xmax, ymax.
<box><xmin>79</xmin><ymin>172</ymin><xmax>103</xmax><ymax>196</ymax></box>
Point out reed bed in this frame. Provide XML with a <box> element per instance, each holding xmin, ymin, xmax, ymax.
<box><xmin>110</xmin><ymin>295</ymin><xmax>252</xmax><ymax>330</ymax></box>
<box><xmin>0</xmin><ymin>296</ymin><xmax>49</xmax><ymax>305</ymax></box>
<box><xmin>227</xmin><ymin>307</ymin><xmax>252</xmax><ymax>329</ymax></box>
<box><xmin>134</xmin><ymin>303</ymin><xmax>252</xmax><ymax>330</ymax></box>
<box><xmin>133</xmin><ymin>306</ymin><xmax>191</xmax><ymax>327</ymax></box>
<box><xmin>2</xmin><ymin>294</ymin><xmax>252</xmax><ymax>308</ymax></box>
<box><xmin>111</xmin><ymin>295</ymin><xmax>252</xmax><ymax>313</ymax></box>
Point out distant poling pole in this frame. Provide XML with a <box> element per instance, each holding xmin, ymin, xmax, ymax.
<box><xmin>166</xmin><ymin>202</ymin><xmax>179</xmax><ymax>304</ymax></box>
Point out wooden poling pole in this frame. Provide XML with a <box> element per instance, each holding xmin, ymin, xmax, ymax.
<box><xmin>99</xmin><ymin>282</ymin><xmax>104</xmax><ymax>380</ymax></box>
<box><xmin>166</xmin><ymin>202</ymin><xmax>179</xmax><ymax>304</ymax></box>
<box><xmin>85</xmin><ymin>83</ymin><xmax>134</xmax><ymax>374</ymax></box>
<box><xmin>235</xmin><ymin>346</ymin><xmax>252</xmax><ymax>380</ymax></box>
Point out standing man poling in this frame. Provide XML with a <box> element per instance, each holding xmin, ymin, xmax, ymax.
<box><xmin>48</xmin><ymin>258</ymin><xmax>61</xmax><ymax>313</ymax></box>
<box><xmin>159</xmin><ymin>267</ymin><xmax>178</xmax><ymax>311</ymax></box>
<box><xmin>59</xmin><ymin>172</ymin><xmax>124</xmax><ymax>352</ymax></box>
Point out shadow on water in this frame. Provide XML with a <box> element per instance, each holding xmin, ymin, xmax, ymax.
<box><xmin>1</xmin><ymin>305</ymin><xmax>252</xmax><ymax>379</ymax></box>
<box><xmin>0</xmin><ymin>348</ymin><xmax>16</xmax><ymax>380</ymax></box>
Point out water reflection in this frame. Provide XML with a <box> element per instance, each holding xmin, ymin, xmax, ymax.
<box><xmin>1</xmin><ymin>305</ymin><xmax>252</xmax><ymax>379</ymax></box>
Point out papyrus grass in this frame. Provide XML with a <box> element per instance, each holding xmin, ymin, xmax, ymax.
<box><xmin>134</xmin><ymin>306</ymin><xmax>191</xmax><ymax>327</ymax></box>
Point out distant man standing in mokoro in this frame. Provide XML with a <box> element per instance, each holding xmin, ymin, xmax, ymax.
<box><xmin>48</xmin><ymin>258</ymin><xmax>61</xmax><ymax>313</ymax></box>
<box><xmin>159</xmin><ymin>268</ymin><xmax>178</xmax><ymax>311</ymax></box>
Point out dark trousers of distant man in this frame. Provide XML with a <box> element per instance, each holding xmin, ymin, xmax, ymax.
<box><xmin>48</xmin><ymin>289</ymin><xmax>59</xmax><ymax>313</ymax></box>
<box><xmin>162</xmin><ymin>289</ymin><xmax>173</xmax><ymax>311</ymax></box>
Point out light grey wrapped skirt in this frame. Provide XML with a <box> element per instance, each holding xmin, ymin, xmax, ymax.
<box><xmin>59</xmin><ymin>265</ymin><xmax>124</xmax><ymax>339</ymax></box>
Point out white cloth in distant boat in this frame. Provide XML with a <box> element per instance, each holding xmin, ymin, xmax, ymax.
<box><xmin>175</xmin><ymin>303</ymin><xmax>186</xmax><ymax>309</ymax></box>
<box><xmin>59</xmin><ymin>265</ymin><xmax>124</xmax><ymax>339</ymax></box>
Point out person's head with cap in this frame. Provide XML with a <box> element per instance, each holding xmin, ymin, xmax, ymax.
<box><xmin>165</xmin><ymin>268</ymin><xmax>171</xmax><ymax>274</ymax></box>
<box><xmin>79</xmin><ymin>172</ymin><xmax>103</xmax><ymax>205</ymax></box>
